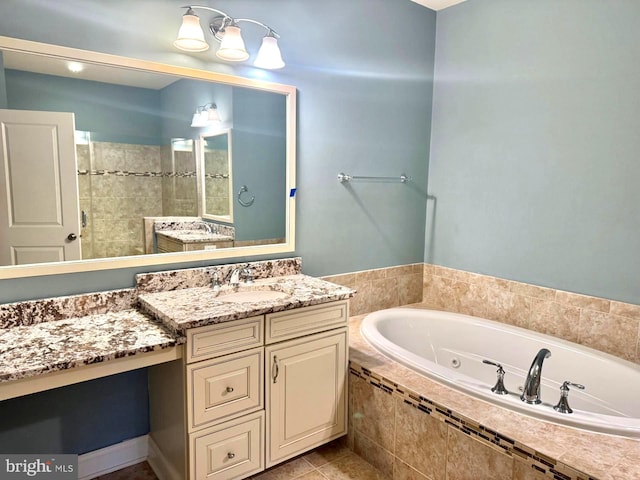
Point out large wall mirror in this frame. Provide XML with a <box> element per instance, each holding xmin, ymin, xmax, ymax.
<box><xmin>0</xmin><ymin>36</ymin><xmax>296</xmax><ymax>279</ymax></box>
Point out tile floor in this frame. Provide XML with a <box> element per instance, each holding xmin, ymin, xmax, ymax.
<box><xmin>95</xmin><ymin>439</ymin><xmax>388</xmax><ymax>480</ymax></box>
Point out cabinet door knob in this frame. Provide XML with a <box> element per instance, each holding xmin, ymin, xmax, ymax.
<box><xmin>227</xmin><ymin>452</ymin><xmax>235</xmax><ymax>459</ymax></box>
<box><xmin>226</xmin><ymin>386</ymin><xmax>234</xmax><ymax>393</ymax></box>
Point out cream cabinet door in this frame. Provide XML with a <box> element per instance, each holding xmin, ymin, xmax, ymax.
<box><xmin>265</xmin><ymin>328</ymin><xmax>347</xmax><ymax>467</ymax></box>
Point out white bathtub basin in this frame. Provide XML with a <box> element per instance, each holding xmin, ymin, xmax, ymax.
<box><xmin>361</xmin><ymin>307</ymin><xmax>640</xmax><ymax>438</ymax></box>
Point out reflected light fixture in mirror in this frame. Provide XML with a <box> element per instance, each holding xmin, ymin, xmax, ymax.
<box><xmin>191</xmin><ymin>103</ymin><xmax>221</xmax><ymax>128</ymax></box>
<box><xmin>174</xmin><ymin>5</ymin><xmax>285</xmax><ymax>69</ymax></box>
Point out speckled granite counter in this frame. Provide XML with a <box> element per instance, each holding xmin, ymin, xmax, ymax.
<box><xmin>0</xmin><ymin>309</ymin><xmax>181</xmax><ymax>383</ymax></box>
<box><xmin>139</xmin><ymin>274</ymin><xmax>355</xmax><ymax>334</ymax></box>
<box><xmin>0</xmin><ymin>288</ymin><xmax>182</xmax><ymax>393</ymax></box>
<box><xmin>0</xmin><ymin>258</ymin><xmax>349</xmax><ymax>398</ymax></box>
<box><xmin>155</xmin><ymin>230</ymin><xmax>234</xmax><ymax>244</ymax></box>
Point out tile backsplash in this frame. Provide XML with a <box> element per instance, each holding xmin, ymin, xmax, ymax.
<box><xmin>324</xmin><ymin>263</ymin><xmax>640</xmax><ymax>364</ymax></box>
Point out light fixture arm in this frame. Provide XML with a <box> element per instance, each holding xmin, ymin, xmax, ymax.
<box><xmin>177</xmin><ymin>5</ymin><xmax>285</xmax><ymax>69</ymax></box>
<box><xmin>183</xmin><ymin>5</ymin><xmax>280</xmax><ymax>41</ymax></box>
<box><xmin>233</xmin><ymin>19</ymin><xmax>280</xmax><ymax>39</ymax></box>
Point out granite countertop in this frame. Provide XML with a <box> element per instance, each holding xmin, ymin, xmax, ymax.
<box><xmin>0</xmin><ymin>310</ymin><xmax>182</xmax><ymax>383</ymax></box>
<box><xmin>156</xmin><ymin>230</ymin><xmax>234</xmax><ymax>244</ymax></box>
<box><xmin>139</xmin><ymin>274</ymin><xmax>355</xmax><ymax>334</ymax></box>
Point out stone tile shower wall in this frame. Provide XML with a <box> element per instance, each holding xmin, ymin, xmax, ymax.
<box><xmin>76</xmin><ymin>141</ymin><xmax>163</xmax><ymax>259</ymax></box>
<box><xmin>161</xmin><ymin>145</ymin><xmax>198</xmax><ymax>217</ymax></box>
<box><xmin>203</xmin><ymin>148</ymin><xmax>230</xmax><ymax>216</ymax></box>
<box><xmin>76</xmin><ymin>144</ymin><xmax>93</xmax><ymax>259</ymax></box>
<box><xmin>76</xmin><ymin>141</ymin><xmax>201</xmax><ymax>260</ymax></box>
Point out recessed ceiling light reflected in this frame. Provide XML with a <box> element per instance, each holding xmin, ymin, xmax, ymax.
<box><xmin>67</xmin><ymin>62</ymin><xmax>84</xmax><ymax>73</ymax></box>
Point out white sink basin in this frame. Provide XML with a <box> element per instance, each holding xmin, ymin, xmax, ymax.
<box><xmin>217</xmin><ymin>288</ymin><xmax>291</xmax><ymax>303</ymax></box>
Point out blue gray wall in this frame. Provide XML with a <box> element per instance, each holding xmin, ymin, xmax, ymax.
<box><xmin>232</xmin><ymin>88</ymin><xmax>286</xmax><ymax>241</ymax></box>
<box><xmin>5</xmin><ymin>70</ymin><xmax>164</xmax><ymax>144</ymax></box>
<box><xmin>428</xmin><ymin>0</ymin><xmax>640</xmax><ymax>304</ymax></box>
<box><xmin>0</xmin><ymin>0</ymin><xmax>436</xmax><ymax>454</ymax></box>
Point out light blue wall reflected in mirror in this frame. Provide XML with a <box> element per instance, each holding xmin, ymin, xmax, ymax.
<box><xmin>0</xmin><ymin>39</ymin><xmax>296</xmax><ymax>276</ymax></box>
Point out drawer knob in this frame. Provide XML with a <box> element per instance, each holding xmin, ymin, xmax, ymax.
<box><xmin>227</xmin><ymin>452</ymin><xmax>235</xmax><ymax>459</ymax></box>
<box><xmin>226</xmin><ymin>386</ymin><xmax>234</xmax><ymax>393</ymax></box>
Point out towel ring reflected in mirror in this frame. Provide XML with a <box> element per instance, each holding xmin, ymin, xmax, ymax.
<box><xmin>238</xmin><ymin>185</ymin><xmax>255</xmax><ymax>207</ymax></box>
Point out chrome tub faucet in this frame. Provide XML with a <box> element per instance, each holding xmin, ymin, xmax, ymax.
<box><xmin>521</xmin><ymin>348</ymin><xmax>551</xmax><ymax>404</ymax></box>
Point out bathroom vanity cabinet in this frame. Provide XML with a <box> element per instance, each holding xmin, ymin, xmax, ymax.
<box><xmin>148</xmin><ymin>300</ymin><xmax>349</xmax><ymax>480</ymax></box>
<box><xmin>156</xmin><ymin>234</ymin><xmax>234</xmax><ymax>252</ymax></box>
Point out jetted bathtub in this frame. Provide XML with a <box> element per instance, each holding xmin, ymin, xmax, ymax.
<box><xmin>361</xmin><ymin>308</ymin><xmax>640</xmax><ymax>438</ymax></box>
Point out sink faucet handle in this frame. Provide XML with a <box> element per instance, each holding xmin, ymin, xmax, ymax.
<box><xmin>241</xmin><ymin>267</ymin><xmax>254</xmax><ymax>285</ymax></box>
<box><xmin>482</xmin><ymin>360</ymin><xmax>509</xmax><ymax>395</ymax></box>
<box><xmin>211</xmin><ymin>270</ymin><xmax>221</xmax><ymax>291</ymax></box>
<box><xmin>562</xmin><ymin>381</ymin><xmax>585</xmax><ymax>391</ymax></box>
<box><xmin>553</xmin><ymin>380</ymin><xmax>585</xmax><ymax>414</ymax></box>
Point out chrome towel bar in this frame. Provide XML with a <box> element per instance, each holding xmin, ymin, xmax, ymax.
<box><xmin>337</xmin><ymin>172</ymin><xmax>410</xmax><ymax>183</ymax></box>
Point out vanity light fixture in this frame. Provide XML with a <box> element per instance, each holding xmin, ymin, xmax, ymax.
<box><xmin>67</xmin><ymin>61</ymin><xmax>84</xmax><ymax>73</ymax></box>
<box><xmin>190</xmin><ymin>103</ymin><xmax>221</xmax><ymax>128</ymax></box>
<box><xmin>174</xmin><ymin>5</ymin><xmax>285</xmax><ymax>70</ymax></box>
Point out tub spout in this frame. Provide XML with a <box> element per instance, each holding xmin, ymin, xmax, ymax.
<box><xmin>520</xmin><ymin>348</ymin><xmax>551</xmax><ymax>404</ymax></box>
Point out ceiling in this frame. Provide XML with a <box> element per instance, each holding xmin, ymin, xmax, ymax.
<box><xmin>410</xmin><ymin>0</ymin><xmax>467</xmax><ymax>11</ymax></box>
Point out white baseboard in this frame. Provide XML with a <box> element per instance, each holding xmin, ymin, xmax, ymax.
<box><xmin>77</xmin><ymin>435</ymin><xmax>148</xmax><ymax>480</ymax></box>
<box><xmin>147</xmin><ymin>436</ymin><xmax>183</xmax><ymax>480</ymax></box>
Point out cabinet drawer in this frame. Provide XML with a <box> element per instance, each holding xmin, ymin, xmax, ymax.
<box><xmin>190</xmin><ymin>410</ymin><xmax>265</xmax><ymax>480</ymax></box>
<box><xmin>265</xmin><ymin>300</ymin><xmax>348</xmax><ymax>344</ymax></box>
<box><xmin>188</xmin><ymin>347</ymin><xmax>264</xmax><ymax>431</ymax></box>
<box><xmin>186</xmin><ymin>316</ymin><xmax>263</xmax><ymax>363</ymax></box>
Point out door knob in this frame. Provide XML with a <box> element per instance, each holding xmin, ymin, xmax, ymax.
<box><xmin>67</xmin><ymin>233</ymin><xmax>78</xmax><ymax>241</ymax></box>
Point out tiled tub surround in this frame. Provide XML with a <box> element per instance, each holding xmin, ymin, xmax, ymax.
<box><xmin>348</xmin><ymin>312</ymin><xmax>640</xmax><ymax>480</ymax></box>
<box><xmin>422</xmin><ymin>265</ymin><xmax>640</xmax><ymax>365</ymax></box>
<box><xmin>322</xmin><ymin>264</ymin><xmax>424</xmax><ymax>317</ymax></box>
<box><xmin>324</xmin><ymin>263</ymin><xmax>640</xmax><ymax>365</ymax></box>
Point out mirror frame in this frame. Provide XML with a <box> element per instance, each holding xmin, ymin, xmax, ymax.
<box><xmin>199</xmin><ymin>129</ymin><xmax>234</xmax><ymax>224</ymax></box>
<box><xmin>0</xmin><ymin>36</ymin><xmax>296</xmax><ymax>279</ymax></box>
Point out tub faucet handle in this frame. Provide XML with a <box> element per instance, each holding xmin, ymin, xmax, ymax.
<box><xmin>482</xmin><ymin>360</ymin><xmax>509</xmax><ymax>395</ymax></box>
<box><xmin>553</xmin><ymin>381</ymin><xmax>585</xmax><ymax>414</ymax></box>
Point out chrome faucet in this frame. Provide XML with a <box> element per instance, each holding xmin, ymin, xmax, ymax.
<box><xmin>521</xmin><ymin>348</ymin><xmax>551</xmax><ymax>404</ymax></box>
<box><xmin>227</xmin><ymin>268</ymin><xmax>241</xmax><ymax>287</ymax></box>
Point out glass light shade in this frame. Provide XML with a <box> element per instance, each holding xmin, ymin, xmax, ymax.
<box><xmin>174</xmin><ymin>13</ymin><xmax>209</xmax><ymax>52</ymax></box>
<box><xmin>216</xmin><ymin>26</ymin><xmax>249</xmax><ymax>61</ymax></box>
<box><xmin>190</xmin><ymin>110</ymin><xmax>207</xmax><ymax>128</ymax></box>
<box><xmin>206</xmin><ymin>106</ymin><xmax>221</xmax><ymax>123</ymax></box>
<box><xmin>254</xmin><ymin>36</ymin><xmax>285</xmax><ymax>69</ymax></box>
